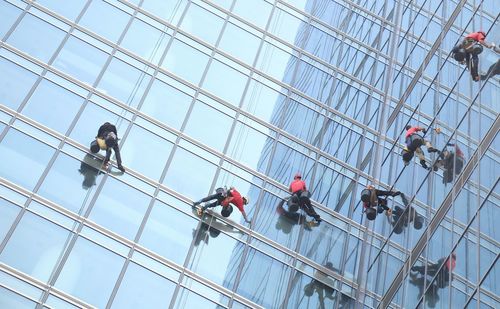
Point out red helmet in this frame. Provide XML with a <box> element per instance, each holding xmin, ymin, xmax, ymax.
<box><xmin>478</xmin><ymin>30</ymin><xmax>486</xmax><ymax>36</ymax></box>
<box><xmin>294</xmin><ymin>173</ymin><xmax>302</xmax><ymax>180</ymax></box>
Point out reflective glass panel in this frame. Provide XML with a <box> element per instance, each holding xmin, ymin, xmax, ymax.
<box><xmin>0</xmin><ymin>129</ymin><xmax>54</xmax><ymax>190</ymax></box>
<box><xmin>121</xmin><ymin>18</ymin><xmax>170</xmax><ymax>65</ymax></box>
<box><xmin>111</xmin><ymin>262</ymin><xmax>176</xmax><ymax>309</ymax></box>
<box><xmin>161</xmin><ymin>39</ymin><xmax>210</xmax><ymax>85</ymax></box>
<box><xmin>0</xmin><ymin>57</ymin><xmax>38</xmax><ymax>110</ymax></box>
<box><xmin>55</xmin><ymin>237</ymin><xmax>125</xmax><ymax>308</ymax></box>
<box><xmin>202</xmin><ymin>60</ymin><xmax>248</xmax><ymax>107</ymax></box>
<box><xmin>78</xmin><ymin>0</ymin><xmax>130</xmax><ymax>43</ymax></box>
<box><xmin>0</xmin><ymin>199</ymin><xmax>21</xmax><ymax>244</ymax></box>
<box><xmin>7</xmin><ymin>13</ymin><xmax>65</xmax><ymax>63</ymax></box>
<box><xmin>0</xmin><ymin>1</ymin><xmax>21</xmax><ymax>38</ymax></box>
<box><xmin>0</xmin><ymin>287</ymin><xmax>36</xmax><ymax>309</ymax></box>
<box><xmin>37</xmin><ymin>0</ymin><xmax>87</xmax><ymax>21</ymax></box>
<box><xmin>0</xmin><ymin>211</ymin><xmax>70</xmax><ymax>282</ymax></box>
<box><xmin>180</xmin><ymin>4</ymin><xmax>224</xmax><ymax>46</ymax></box>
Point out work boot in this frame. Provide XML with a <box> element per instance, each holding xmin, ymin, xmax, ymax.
<box><xmin>118</xmin><ymin>165</ymin><xmax>126</xmax><ymax>172</ymax></box>
<box><xmin>391</xmin><ymin>191</ymin><xmax>401</xmax><ymax>197</ymax></box>
<box><xmin>427</xmin><ymin>147</ymin><xmax>438</xmax><ymax>153</ymax></box>
<box><xmin>314</xmin><ymin>215</ymin><xmax>322</xmax><ymax>223</ymax></box>
<box><xmin>420</xmin><ymin>160</ymin><xmax>428</xmax><ymax>169</ymax></box>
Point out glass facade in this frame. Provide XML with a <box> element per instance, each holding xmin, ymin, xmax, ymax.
<box><xmin>0</xmin><ymin>0</ymin><xmax>498</xmax><ymax>308</ymax></box>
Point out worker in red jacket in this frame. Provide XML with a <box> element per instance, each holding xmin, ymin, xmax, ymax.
<box><xmin>197</xmin><ymin>187</ymin><xmax>251</xmax><ymax>224</ymax></box>
<box><xmin>289</xmin><ymin>173</ymin><xmax>321</xmax><ymax>222</ymax></box>
<box><xmin>451</xmin><ymin>31</ymin><xmax>496</xmax><ymax>81</ymax></box>
<box><xmin>403</xmin><ymin>125</ymin><xmax>439</xmax><ymax>169</ymax></box>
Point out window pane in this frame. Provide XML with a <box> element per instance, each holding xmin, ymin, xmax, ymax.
<box><xmin>163</xmin><ymin>147</ymin><xmax>217</xmax><ymax>200</ymax></box>
<box><xmin>55</xmin><ymin>237</ymin><xmax>125</xmax><ymax>308</ymax></box>
<box><xmin>37</xmin><ymin>0</ymin><xmax>87</xmax><ymax>21</ymax></box>
<box><xmin>0</xmin><ymin>287</ymin><xmax>36</xmax><ymax>309</ymax></box>
<box><xmin>0</xmin><ymin>211</ymin><xmax>71</xmax><ymax>282</ymax></box>
<box><xmin>78</xmin><ymin>0</ymin><xmax>130</xmax><ymax>43</ymax></box>
<box><xmin>21</xmin><ymin>79</ymin><xmax>84</xmax><ymax>134</ymax></box>
<box><xmin>202</xmin><ymin>60</ymin><xmax>247</xmax><ymax>107</ymax></box>
<box><xmin>111</xmin><ymin>262</ymin><xmax>176</xmax><ymax>309</ymax></box>
<box><xmin>0</xmin><ymin>57</ymin><xmax>38</xmax><ymax>110</ymax></box>
<box><xmin>0</xmin><ymin>1</ymin><xmax>22</xmax><ymax>38</ymax></box>
<box><xmin>7</xmin><ymin>13</ymin><xmax>65</xmax><ymax>63</ymax></box>
<box><xmin>180</xmin><ymin>4</ymin><xmax>224</xmax><ymax>45</ymax></box>
<box><xmin>119</xmin><ymin>125</ymin><xmax>174</xmax><ymax>180</ymax></box>
<box><xmin>121</xmin><ymin>18</ymin><xmax>170</xmax><ymax>65</ymax></box>
<box><xmin>0</xmin><ymin>129</ymin><xmax>54</xmax><ymax>190</ymax></box>
<box><xmin>183</xmin><ymin>100</ymin><xmax>233</xmax><ymax>152</ymax></box>
<box><xmin>139</xmin><ymin>200</ymin><xmax>198</xmax><ymax>264</ymax></box>
<box><xmin>89</xmin><ymin>177</ymin><xmax>151</xmax><ymax>240</ymax></box>
<box><xmin>161</xmin><ymin>39</ymin><xmax>209</xmax><ymax>85</ymax></box>
<box><xmin>97</xmin><ymin>58</ymin><xmax>151</xmax><ymax>108</ymax></box>
<box><xmin>53</xmin><ymin>36</ymin><xmax>109</xmax><ymax>85</ymax></box>
<box><xmin>0</xmin><ymin>199</ymin><xmax>21</xmax><ymax>244</ymax></box>
<box><xmin>173</xmin><ymin>287</ymin><xmax>218</xmax><ymax>309</ymax></box>
<box><xmin>226</xmin><ymin>122</ymin><xmax>272</xmax><ymax>172</ymax></box>
<box><xmin>139</xmin><ymin>79</ymin><xmax>192</xmax><ymax>130</ymax></box>
<box><xmin>140</xmin><ymin>0</ymin><xmax>188</xmax><ymax>25</ymax></box>
<box><xmin>218</xmin><ymin>22</ymin><xmax>261</xmax><ymax>65</ymax></box>
<box><xmin>233</xmin><ymin>0</ymin><xmax>272</xmax><ymax>29</ymax></box>
<box><xmin>38</xmin><ymin>153</ymin><xmax>102</xmax><ymax>214</ymax></box>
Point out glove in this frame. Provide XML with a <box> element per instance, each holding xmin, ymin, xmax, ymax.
<box><xmin>420</xmin><ymin>160</ymin><xmax>428</xmax><ymax>169</ymax></box>
<box><xmin>118</xmin><ymin>165</ymin><xmax>126</xmax><ymax>172</ymax></box>
<box><xmin>421</xmin><ymin>129</ymin><xmax>427</xmax><ymax>134</ymax></box>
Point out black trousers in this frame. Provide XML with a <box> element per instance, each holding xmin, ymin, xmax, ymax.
<box><xmin>293</xmin><ymin>190</ymin><xmax>319</xmax><ymax>218</ymax></box>
<box><xmin>200</xmin><ymin>192</ymin><xmax>225</xmax><ymax>209</ymax></box>
<box><xmin>104</xmin><ymin>145</ymin><xmax>123</xmax><ymax>166</ymax></box>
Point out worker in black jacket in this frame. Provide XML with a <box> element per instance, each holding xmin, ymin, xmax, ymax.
<box><xmin>90</xmin><ymin>122</ymin><xmax>125</xmax><ymax>172</ymax></box>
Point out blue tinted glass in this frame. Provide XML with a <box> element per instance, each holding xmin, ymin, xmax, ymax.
<box><xmin>37</xmin><ymin>0</ymin><xmax>87</xmax><ymax>21</ymax></box>
<box><xmin>183</xmin><ymin>101</ymin><xmax>233</xmax><ymax>152</ymax></box>
<box><xmin>22</xmin><ymin>79</ymin><xmax>84</xmax><ymax>134</ymax></box>
<box><xmin>119</xmin><ymin>125</ymin><xmax>174</xmax><ymax>180</ymax></box>
<box><xmin>139</xmin><ymin>201</ymin><xmax>198</xmax><ymax>264</ymax></box>
<box><xmin>173</xmin><ymin>288</ymin><xmax>217</xmax><ymax>309</ymax></box>
<box><xmin>233</xmin><ymin>0</ymin><xmax>272</xmax><ymax>29</ymax></box>
<box><xmin>89</xmin><ymin>177</ymin><xmax>151</xmax><ymax>240</ymax></box>
<box><xmin>0</xmin><ymin>211</ymin><xmax>70</xmax><ymax>282</ymax></box>
<box><xmin>180</xmin><ymin>4</ymin><xmax>224</xmax><ymax>45</ymax></box>
<box><xmin>7</xmin><ymin>13</ymin><xmax>65</xmax><ymax>62</ymax></box>
<box><xmin>55</xmin><ymin>237</ymin><xmax>125</xmax><ymax>308</ymax></box>
<box><xmin>78</xmin><ymin>0</ymin><xmax>130</xmax><ymax>42</ymax></box>
<box><xmin>0</xmin><ymin>287</ymin><xmax>36</xmax><ymax>309</ymax></box>
<box><xmin>140</xmin><ymin>0</ymin><xmax>188</xmax><ymax>25</ymax></box>
<box><xmin>139</xmin><ymin>79</ymin><xmax>192</xmax><ymax>130</ymax></box>
<box><xmin>0</xmin><ymin>199</ymin><xmax>21</xmax><ymax>243</ymax></box>
<box><xmin>97</xmin><ymin>58</ymin><xmax>151</xmax><ymax>108</ymax></box>
<box><xmin>161</xmin><ymin>39</ymin><xmax>209</xmax><ymax>85</ymax></box>
<box><xmin>69</xmin><ymin>102</ymin><xmax>130</xmax><ymax>146</ymax></box>
<box><xmin>0</xmin><ymin>57</ymin><xmax>38</xmax><ymax>110</ymax></box>
<box><xmin>0</xmin><ymin>1</ymin><xmax>21</xmax><ymax>38</ymax></box>
<box><xmin>121</xmin><ymin>18</ymin><xmax>170</xmax><ymax>65</ymax></box>
<box><xmin>38</xmin><ymin>153</ymin><xmax>101</xmax><ymax>214</ymax></box>
<box><xmin>0</xmin><ymin>129</ymin><xmax>54</xmax><ymax>190</ymax></box>
<box><xmin>218</xmin><ymin>22</ymin><xmax>261</xmax><ymax>65</ymax></box>
<box><xmin>187</xmin><ymin>227</ymin><xmax>241</xmax><ymax>286</ymax></box>
<box><xmin>53</xmin><ymin>36</ymin><xmax>109</xmax><ymax>85</ymax></box>
<box><xmin>163</xmin><ymin>147</ymin><xmax>217</xmax><ymax>200</ymax></box>
<box><xmin>226</xmin><ymin>122</ymin><xmax>272</xmax><ymax>172</ymax></box>
<box><xmin>111</xmin><ymin>262</ymin><xmax>176</xmax><ymax>309</ymax></box>
<box><xmin>236</xmin><ymin>248</ymin><xmax>291</xmax><ymax>308</ymax></box>
<box><xmin>202</xmin><ymin>60</ymin><xmax>248</xmax><ymax>107</ymax></box>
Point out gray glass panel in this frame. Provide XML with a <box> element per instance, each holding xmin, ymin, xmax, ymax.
<box><xmin>53</xmin><ymin>36</ymin><xmax>109</xmax><ymax>85</ymax></box>
<box><xmin>22</xmin><ymin>79</ymin><xmax>84</xmax><ymax>134</ymax></box>
<box><xmin>139</xmin><ymin>200</ymin><xmax>198</xmax><ymax>264</ymax></box>
<box><xmin>7</xmin><ymin>13</ymin><xmax>65</xmax><ymax>63</ymax></box>
<box><xmin>0</xmin><ymin>129</ymin><xmax>54</xmax><ymax>190</ymax></box>
<box><xmin>0</xmin><ymin>57</ymin><xmax>38</xmax><ymax>110</ymax></box>
<box><xmin>0</xmin><ymin>211</ymin><xmax>71</xmax><ymax>282</ymax></box>
<box><xmin>89</xmin><ymin>177</ymin><xmax>151</xmax><ymax>240</ymax></box>
<box><xmin>54</xmin><ymin>237</ymin><xmax>125</xmax><ymax>308</ymax></box>
<box><xmin>78</xmin><ymin>0</ymin><xmax>130</xmax><ymax>43</ymax></box>
<box><xmin>111</xmin><ymin>262</ymin><xmax>176</xmax><ymax>309</ymax></box>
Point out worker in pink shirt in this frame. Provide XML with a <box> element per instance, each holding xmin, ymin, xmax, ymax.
<box><xmin>403</xmin><ymin>125</ymin><xmax>438</xmax><ymax>169</ymax></box>
<box><xmin>451</xmin><ymin>31</ymin><xmax>496</xmax><ymax>81</ymax></box>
